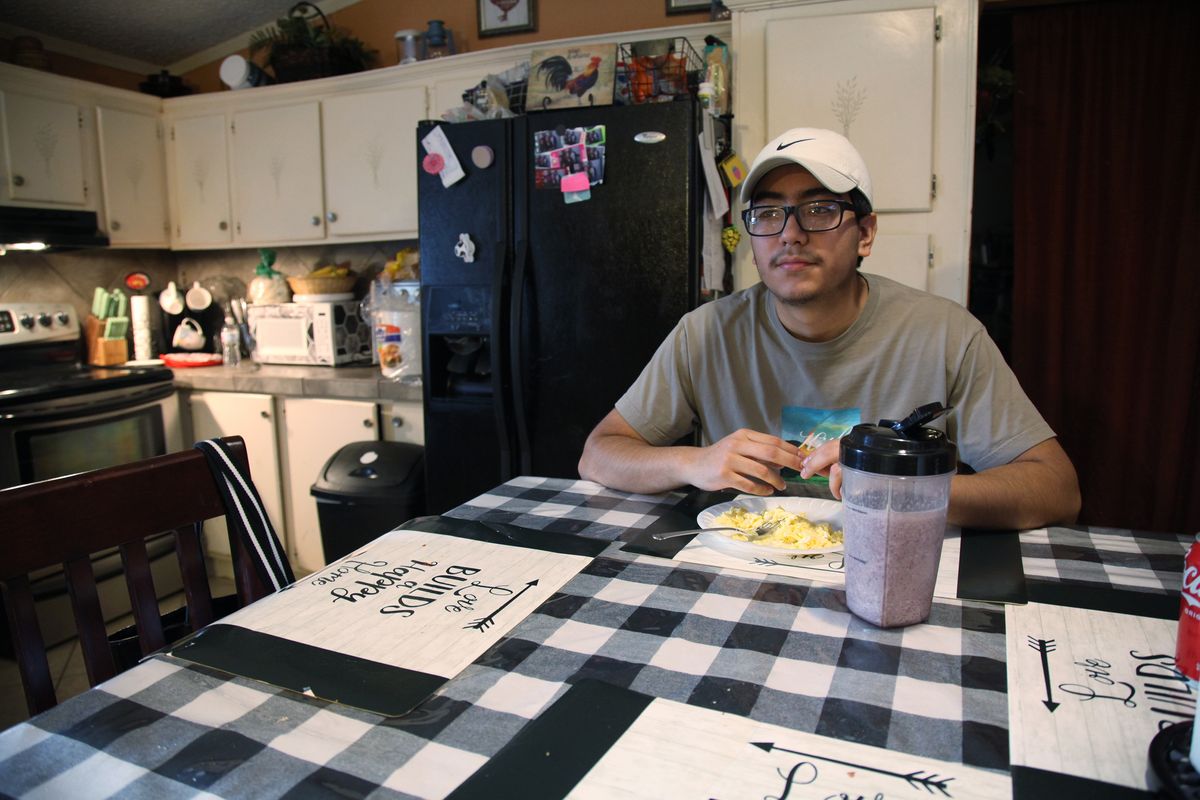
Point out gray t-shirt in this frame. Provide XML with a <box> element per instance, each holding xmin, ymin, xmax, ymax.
<box><xmin>615</xmin><ymin>273</ymin><xmax>1054</xmax><ymax>473</ymax></box>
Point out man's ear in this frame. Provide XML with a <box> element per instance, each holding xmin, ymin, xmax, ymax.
<box><xmin>857</xmin><ymin>213</ymin><xmax>878</xmax><ymax>258</ymax></box>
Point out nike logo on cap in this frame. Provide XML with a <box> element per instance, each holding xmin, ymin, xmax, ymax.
<box><xmin>777</xmin><ymin>138</ymin><xmax>815</xmax><ymax>150</ymax></box>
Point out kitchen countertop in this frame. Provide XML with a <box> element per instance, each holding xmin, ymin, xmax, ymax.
<box><xmin>168</xmin><ymin>362</ymin><xmax>423</xmax><ymax>402</ymax></box>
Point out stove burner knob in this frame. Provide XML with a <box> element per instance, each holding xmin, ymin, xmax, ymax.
<box><xmin>37</xmin><ymin>313</ymin><xmax>52</xmax><ymax>327</ymax></box>
<box><xmin>18</xmin><ymin>313</ymin><xmax>34</xmax><ymax>330</ymax></box>
<box><xmin>56</xmin><ymin>311</ymin><xmax>70</xmax><ymax>326</ymax></box>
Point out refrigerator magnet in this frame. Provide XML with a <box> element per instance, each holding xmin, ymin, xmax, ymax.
<box><xmin>422</xmin><ymin>153</ymin><xmax>445</xmax><ymax>175</ymax></box>
<box><xmin>454</xmin><ymin>233</ymin><xmax>476</xmax><ymax>263</ymax></box>
<box><xmin>561</xmin><ymin>172</ymin><xmax>591</xmax><ymax>204</ymax></box>
<box><xmin>471</xmin><ymin>146</ymin><xmax>494</xmax><ymax>169</ymax></box>
<box><xmin>420</xmin><ymin>125</ymin><xmax>466</xmax><ymax>187</ymax></box>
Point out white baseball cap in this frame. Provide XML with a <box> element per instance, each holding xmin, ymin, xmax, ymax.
<box><xmin>740</xmin><ymin>128</ymin><xmax>873</xmax><ymax>208</ymax></box>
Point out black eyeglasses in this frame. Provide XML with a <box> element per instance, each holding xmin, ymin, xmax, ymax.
<box><xmin>741</xmin><ymin>200</ymin><xmax>857</xmax><ymax>237</ymax></box>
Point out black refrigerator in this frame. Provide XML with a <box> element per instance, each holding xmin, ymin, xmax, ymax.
<box><xmin>418</xmin><ymin>100</ymin><xmax>705</xmax><ymax>513</ymax></box>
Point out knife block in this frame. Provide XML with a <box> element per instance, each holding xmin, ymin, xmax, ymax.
<box><xmin>85</xmin><ymin>314</ymin><xmax>128</xmax><ymax>366</ymax></box>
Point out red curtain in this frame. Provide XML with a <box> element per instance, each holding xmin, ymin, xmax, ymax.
<box><xmin>1010</xmin><ymin>0</ymin><xmax>1200</xmax><ymax>533</ymax></box>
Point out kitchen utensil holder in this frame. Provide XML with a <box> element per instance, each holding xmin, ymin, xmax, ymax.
<box><xmin>85</xmin><ymin>314</ymin><xmax>129</xmax><ymax>366</ymax></box>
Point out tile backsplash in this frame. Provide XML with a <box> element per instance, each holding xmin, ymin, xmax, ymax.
<box><xmin>0</xmin><ymin>239</ymin><xmax>413</xmax><ymax>353</ymax></box>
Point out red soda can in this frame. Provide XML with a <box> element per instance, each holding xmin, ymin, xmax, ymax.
<box><xmin>1177</xmin><ymin>535</ymin><xmax>1200</xmax><ymax>682</ymax></box>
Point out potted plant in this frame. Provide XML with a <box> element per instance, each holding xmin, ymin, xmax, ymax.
<box><xmin>248</xmin><ymin>2</ymin><xmax>376</xmax><ymax>83</ymax></box>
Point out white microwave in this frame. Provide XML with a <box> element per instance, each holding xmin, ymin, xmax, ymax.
<box><xmin>247</xmin><ymin>301</ymin><xmax>371</xmax><ymax>366</ymax></box>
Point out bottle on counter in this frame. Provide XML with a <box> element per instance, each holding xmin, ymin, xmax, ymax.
<box><xmin>220</xmin><ymin>314</ymin><xmax>242</xmax><ymax>367</ymax></box>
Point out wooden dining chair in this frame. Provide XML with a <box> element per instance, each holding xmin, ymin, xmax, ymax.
<box><xmin>0</xmin><ymin>435</ymin><xmax>276</xmax><ymax>715</ymax></box>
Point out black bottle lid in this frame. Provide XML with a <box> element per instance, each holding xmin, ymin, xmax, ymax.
<box><xmin>839</xmin><ymin>402</ymin><xmax>957</xmax><ymax>476</ymax></box>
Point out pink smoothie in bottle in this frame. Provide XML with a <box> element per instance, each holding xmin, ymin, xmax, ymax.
<box><xmin>839</xmin><ymin>404</ymin><xmax>956</xmax><ymax>628</ymax></box>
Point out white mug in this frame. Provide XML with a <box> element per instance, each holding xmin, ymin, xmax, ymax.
<box><xmin>159</xmin><ymin>281</ymin><xmax>183</xmax><ymax>315</ymax></box>
<box><xmin>172</xmin><ymin>317</ymin><xmax>206</xmax><ymax>351</ymax></box>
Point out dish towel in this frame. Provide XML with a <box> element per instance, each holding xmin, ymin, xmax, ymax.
<box><xmin>194</xmin><ymin>438</ymin><xmax>294</xmax><ymax>591</ymax></box>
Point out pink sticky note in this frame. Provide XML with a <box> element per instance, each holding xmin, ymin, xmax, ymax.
<box><xmin>560</xmin><ymin>172</ymin><xmax>590</xmax><ymax>193</ymax></box>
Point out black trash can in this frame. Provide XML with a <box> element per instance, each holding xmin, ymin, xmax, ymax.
<box><xmin>311</xmin><ymin>441</ymin><xmax>425</xmax><ymax>563</ymax></box>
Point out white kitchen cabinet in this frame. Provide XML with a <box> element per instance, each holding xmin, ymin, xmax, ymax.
<box><xmin>95</xmin><ymin>106</ymin><xmax>169</xmax><ymax>246</ymax></box>
<box><xmin>185</xmin><ymin>391</ymin><xmax>285</xmax><ymax>580</ymax></box>
<box><xmin>231</xmin><ymin>101</ymin><xmax>325</xmax><ymax>243</ymax></box>
<box><xmin>321</xmin><ymin>86</ymin><xmax>426</xmax><ymax>238</ymax></box>
<box><xmin>169</xmin><ymin>113</ymin><xmax>233</xmax><ymax>246</ymax></box>
<box><xmin>0</xmin><ymin>90</ymin><xmax>88</xmax><ymax>206</ymax></box>
<box><xmin>279</xmin><ymin>396</ymin><xmax>379</xmax><ymax>573</ymax></box>
<box><xmin>380</xmin><ymin>400</ymin><xmax>425</xmax><ymax>446</ymax></box>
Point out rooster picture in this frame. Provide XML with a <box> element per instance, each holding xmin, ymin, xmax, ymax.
<box><xmin>536</xmin><ymin>55</ymin><xmax>604</xmax><ymax>106</ymax></box>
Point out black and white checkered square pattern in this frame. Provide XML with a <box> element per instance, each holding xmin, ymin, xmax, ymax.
<box><xmin>446</xmin><ymin>476</ymin><xmax>673</xmax><ymax>540</ymax></box>
<box><xmin>1020</xmin><ymin>526</ymin><xmax>1191</xmax><ymax>593</ymax></box>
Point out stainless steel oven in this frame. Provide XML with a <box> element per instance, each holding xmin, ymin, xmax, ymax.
<box><xmin>1</xmin><ymin>302</ymin><xmax>182</xmax><ymax>647</ymax></box>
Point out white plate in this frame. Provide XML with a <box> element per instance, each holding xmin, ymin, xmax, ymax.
<box><xmin>696</xmin><ymin>496</ymin><xmax>844</xmax><ymax>559</ymax></box>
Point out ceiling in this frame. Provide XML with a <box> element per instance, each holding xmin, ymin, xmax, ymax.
<box><xmin>1</xmin><ymin>0</ymin><xmax>360</xmax><ymax>75</ymax></box>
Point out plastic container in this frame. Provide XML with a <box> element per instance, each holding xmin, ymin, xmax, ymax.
<box><xmin>311</xmin><ymin>441</ymin><xmax>426</xmax><ymax>563</ymax></box>
<box><xmin>839</xmin><ymin>404</ymin><xmax>957</xmax><ymax>627</ymax></box>
<box><xmin>220</xmin><ymin>315</ymin><xmax>241</xmax><ymax>367</ymax></box>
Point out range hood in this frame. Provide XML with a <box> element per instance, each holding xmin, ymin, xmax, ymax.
<box><xmin>0</xmin><ymin>205</ymin><xmax>110</xmax><ymax>253</ymax></box>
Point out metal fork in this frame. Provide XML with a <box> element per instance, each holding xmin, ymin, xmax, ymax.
<box><xmin>652</xmin><ymin>519</ymin><xmax>781</xmax><ymax>541</ymax></box>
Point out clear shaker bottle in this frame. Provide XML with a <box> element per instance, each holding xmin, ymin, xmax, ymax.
<box><xmin>839</xmin><ymin>403</ymin><xmax>957</xmax><ymax>627</ymax></box>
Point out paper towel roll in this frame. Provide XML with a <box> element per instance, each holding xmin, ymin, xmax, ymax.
<box><xmin>130</xmin><ymin>294</ymin><xmax>151</xmax><ymax>327</ymax></box>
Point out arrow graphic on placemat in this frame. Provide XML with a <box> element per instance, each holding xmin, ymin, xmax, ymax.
<box><xmin>751</xmin><ymin>742</ymin><xmax>955</xmax><ymax>795</ymax></box>
<box><xmin>464</xmin><ymin>579</ymin><xmax>538</xmax><ymax>632</ymax></box>
<box><xmin>1028</xmin><ymin>636</ymin><xmax>1059</xmax><ymax>712</ymax></box>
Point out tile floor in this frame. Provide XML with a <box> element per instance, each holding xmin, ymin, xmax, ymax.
<box><xmin>0</xmin><ymin>577</ymin><xmax>235</xmax><ymax>730</ymax></box>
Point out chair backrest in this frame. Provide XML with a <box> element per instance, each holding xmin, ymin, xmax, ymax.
<box><xmin>0</xmin><ymin>435</ymin><xmax>276</xmax><ymax>715</ymax></box>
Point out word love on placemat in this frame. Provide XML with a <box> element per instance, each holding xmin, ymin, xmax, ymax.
<box><xmin>173</xmin><ymin>528</ymin><xmax>596</xmax><ymax>716</ymax></box>
<box><xmin>1006</xmin><ymin>602</ymin><xmax>1191</xmax><ymax>793</ymax></box>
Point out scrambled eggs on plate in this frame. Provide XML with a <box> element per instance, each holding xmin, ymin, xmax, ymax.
<box><xmin>713</xmin><ymin>505</ymin><xmax>843</xmax><ymax>550</ymax></box>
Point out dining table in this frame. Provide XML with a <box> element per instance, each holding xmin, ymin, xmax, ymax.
<box><xmin>0</xmin><ymin>475</ymin><xmax>1191</xmax><ymax>799</ymax></box>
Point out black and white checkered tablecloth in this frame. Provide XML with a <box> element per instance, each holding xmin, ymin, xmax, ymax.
<box><xmin>2</xmin><ymin>477</ymin><xmax>1164</xmax><ymax>798</ymax></box>
<box><xmin>1019</xmin><ymin>525</ymin><xmax>1191</xmax><ymax>594</ymax></box>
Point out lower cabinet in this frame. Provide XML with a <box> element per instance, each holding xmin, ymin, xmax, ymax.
<box><xmin>185</xmin><ymin>391</ymin><xmax>285</xmax><ymax>580</ymax></box>
<box><xmin>183</xmin><ymin>391</ymin><xmax>424</xmax><ymax>578</ymax></box>
<box><xmin>380</xmin><ymin>400</ymin><xmax>425</xmax><ymax>446</ymax></box>
<box><xmin>279</xmin><ymin>397</ymin><xmax>380</xmax><ymax>574</ymax></box>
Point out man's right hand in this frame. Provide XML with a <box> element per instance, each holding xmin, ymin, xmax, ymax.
<box><xmin>683</xmin><ymin>428</ymin><xmax>805</xmax><ymax>495</ymax></box>
<box><xmin>578</xmin><ymin>410</ymin><xmax>804</xmax><ymax>496</ymax></box>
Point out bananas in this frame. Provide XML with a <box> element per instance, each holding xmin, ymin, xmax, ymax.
<box><xmin>309</xmin><ymin>262</ymin><xmax>352</xmax><ymax>278</ymax></box>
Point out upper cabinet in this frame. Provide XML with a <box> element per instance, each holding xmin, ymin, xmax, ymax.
<box><xmin>231</xmin><ymin>101</ymin><xmax>326</xmax><ymax>243</ymax></box>
<box><xmin>165</xmin><ymin>80</ymin><xmax>427</xmax><ymax>249</ymax></box>
<box><xmin>168</xmin><ymin>113</ymin><xmax>233</xmax><ymax>247</ymax></box>
<box><xmin>0</xmin><ymin>90</ymin><xmax>88</xmax><ymax>206</ymax></box>
<box><xmin>95</xmin><ymin>106</ymin><xmax>169</xmax><ymax>246</ymax></box>
<box><xmin>322</xmin><ymin>86</ymin><xmax>425</xmax><ymax>238</ymax></box>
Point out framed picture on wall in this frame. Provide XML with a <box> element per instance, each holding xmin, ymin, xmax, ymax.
<box><xmin>666</xmin><ymin>0</ymin><xmax>710</xmax><ymax>14</ymax></box>
<box><xmin>478</xmin><ymin>0</ymin><xmax>536</xmax><ymax>37</ymax></box>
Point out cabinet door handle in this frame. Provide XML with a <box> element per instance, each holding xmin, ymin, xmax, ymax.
<box><xmin>326</xmin><ymin>211</ymin><xmax>338</xmax><ymax>223</ymax></box>
<box><xmin>111</xmin><ymin>220</ymin><xmax>121</xmax><ymax>231</ymax></box>
<box><xmin>311</xmin><ymin>216</ymin><xmax>321</xmax><ymax>226</ymax></box>
<box><xmin>219</xmin><ymin>221</ymin><xmax>228</xmax><ymax>231</ymax></box>
<box><xmin>362</xmin><ymin>418</ymin><xmax>374</xmax><ymax>428</ymax></box>
<box><xmin>260</xmin><ymin>410</ymin><xmax>270</xmax><ymax>419</ymax></box>
<box><xmin>12</xmin><ymin>174</ymin><xmax>25</xmax><ymax>187</ymax></box>
<box><xmin>391</xmin><ymin>416</ymin><xmax>403</xmax><ymax>428</ymax></box>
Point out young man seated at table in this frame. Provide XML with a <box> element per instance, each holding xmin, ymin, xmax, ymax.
<box><xmin>578</xmin><ymin>127</ymin><xmax>1080</xmax><ymax>531</ymax></box>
